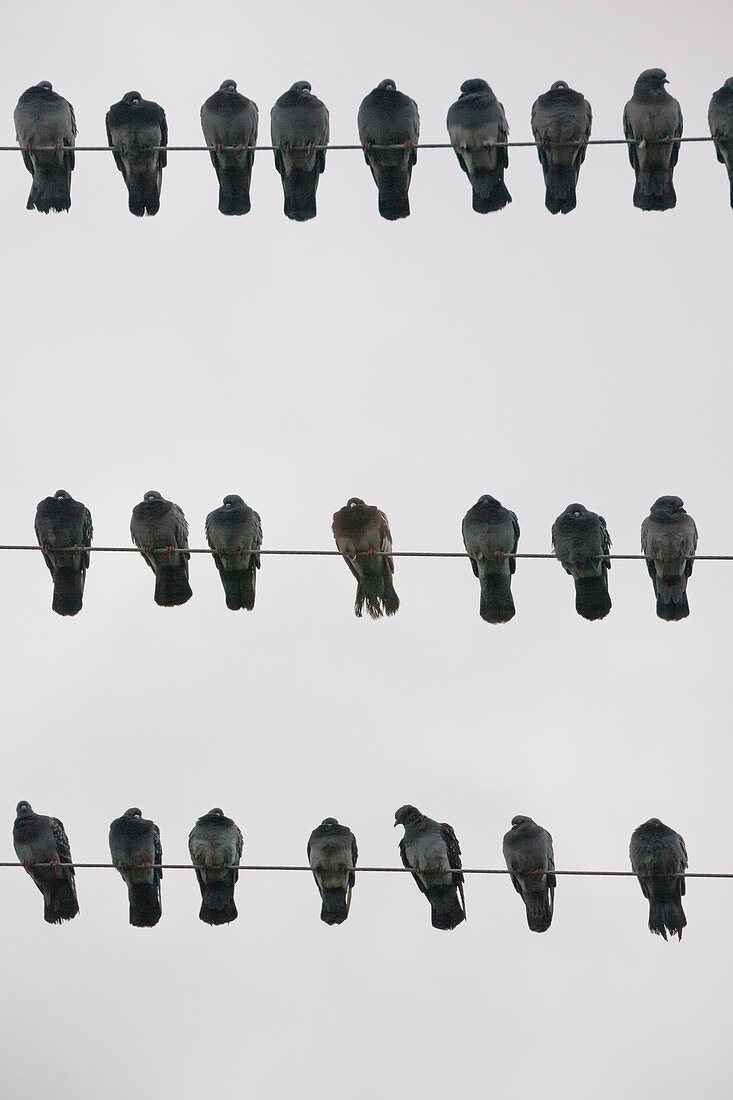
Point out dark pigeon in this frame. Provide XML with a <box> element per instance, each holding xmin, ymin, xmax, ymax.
<box><xmin>641</xmin><ymin>496</ymin><xmax>697</xmax><ymax>621</ymax></box>
<box><xmin>531</xmin><ymin>80</ymin><xmax>592</xmax><ymax>214</ymax></box>
<box><xmin>201</xmin><ymin>79</ymin><xmax>258</xmax><ymax>215</ymax></box>
<box><xmin>462</xmin><ymin>494</ymin><xmax>519</xmax><ymax>623</ymax></box>
<box><xmin>502</xmin><ymin>815</ymin><xmax>555</xmax><ymax>933</ymax></box>
<box><xmin>13</xmin><ymin>801</ymin><xmax>79</xmax><ymax>923</ymax></box>
<box><xmin>14</xmin><ymin>81</ymin><xmax>76</xmax><ymax>212</ymax></box>
<box><xmin>552</xmin><ymin>503</ymin><xmax>612</xmax><ymax>621</ymax></box>
<box><xmin>109</xmin><ymin>808</ymin><xmax>162</xmax><ymax>928</ymax></box>
<box><xmin>395</xmin><ymin>804</ymin><xmax>465</xmax><ymax>931</ymax></box>
<box><xmin>623</xmin><ymin>69</ymin><xmax>682</xmax><ymax>211</ymax></box>
<box><xmin>189</xmin><ymin>808</ymin><xmax>243</xmax><ymax>925</ymax></box>
<box><xmin>106</xmin><ymin>91</ymin><xmax>167</xmax><ymax>216</ymax></box>
<box><xmin>205</xmin><ymin>495</ymin><xmax>262</xmax><ymax>611</ymax></box>
<box><xmin>332</xmin><ymin>497</ymin><xmax>399</xmax><ymax>619</ymax></box>
<box><xmin>130</xmin><ymin>490</ymin><xmax>192</xmax><ymax>607</ymax></box>
<box><xmin>630</xmin><ymin>818</ymin><xmax>687</xmax><ymax>940</ymax></box>
<box><xmin>447</xmin><ymin>79</ymin><xmax>511</xmax><ymax>213</ymax></box>
<box><xmin>307</xmin><ymin>818</ymin><xmax>358</xmax><ymax>926</ymax></box>
<box><xmin>35</xmin><ymin>489</ymin><xmax>93</xmax><ymax>616</ymax></box>
<box><xmin>270</xmin><ymin>81</ymin><xmax>329</xmax><ymax>221</ymax></box>
<box><xmin>708</xmin><ymin>78</ymin><xmax>733</xmax><ymax>208</ymax></box>
<box><xmin>358</xmin><ymin>79</ymin><xmax>419</xmax><ymax>220</ymax></box>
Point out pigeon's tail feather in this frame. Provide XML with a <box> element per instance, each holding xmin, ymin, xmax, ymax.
<box><xmin>282</xmin><ymin>170</ymin><xmax>318</xmax><ymax>221</ymax></box>
<box><xmin>199</xmin><ymin>881</ymin><xmax>238</xmax><ymax>925</ymax></box>
<box><xmin>154</xmin><ymin>566</ymin><xmax>193</xmax><ymax>607</ymax></box>
<box><xmin>218</xmin><ymin>166</ymin><xmax>252</xmax><ymax>215</ymax></box>
<box><xmin>654</xmin><ymin>575</ymin><xmax>689</xmax><ymax>621</ymax></box>
<box><xmin>220</xmin><ymin>567</ymin><xmax>256</xmax><ymax>611</ymax></box>
<box><xmin>634</xmin><ymin>169</ymin><xmax>676</xmax><ymax>211</ymax></box>
<box><xmin>52</xmin><ymin>568</ymin><xmax>85</xmax><ymax>616</ymax></box>
<box><xmin>355</xmin><ymin>564</ymin><xmax>399</xmax><ymax>619</ymax></box>
<box><xmin>470</xmin><ymin>170</ymin><xmax>511</xmax><ymax>213</ymax></box>
<box><xmin>28</xmin><ymin>165</ymin><xmax>72</xmax><ymax>213</ymax></box>
<box><xmin>649</xmin><ymin>895</ymin><xmax>686</xmax><ymax>940</ymax></box>
<box><xmin>382</xmin><ymin>576</ymin><xmax>400</xmax><ymax>616</ymax></box>
<box><xmin>525</xmin><ymin>891</ymin><xmax>553</xmax><ymax>933</ymax></box>
<box><xmin>574</xmin><ymin>576</ymin><xmax>611</xmax><ymax>620</ymax></box>
<box><xmin>376</xmin><ymin>167</ymin><xmax>410</xmax><ymax>220</ymax></box>
<box><xmin>728</xmin><ymin>168</ymin><xmax>733</xmax><ymax>210</ymax></box>
<box><xmin>128</xmin><ymin>882</ymin><xmax>162</xmax><ymax>927</ymax></box>
<box><xmin>427</xmin><ymin>885</ymin><xmax>466</xmax><ymax>931</ymax></box>
<box><xmin>479</xmin><ymin>573</ymin><xmax>515</xmax><ymax>623</ymax></box>
<box><xmin>127</xmin><ymin>170</ymin><xmax>161</xmax><ymax>217</ymax></box>
<box><xmin>320</xmin><ymin>887</ymin><xmax>350</xmax><ymax>925</ymax></box>
<box><xmin>544</xmin><ymin>165</ymin><xmax>577</xmax><ymax>214</ymax></box>
<box><xmin>43</xmin><ymin>880</ymin><xmax>79</xmax><ymax>924</ymax></box>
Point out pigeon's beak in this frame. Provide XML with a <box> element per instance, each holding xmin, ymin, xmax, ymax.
<box><xmin>393</xmin><ymin>821</ymin><xmax>399</xmax><ymax>828</ymax></box>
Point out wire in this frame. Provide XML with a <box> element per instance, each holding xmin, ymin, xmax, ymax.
<box><xmin>5</xmin><ymin>546</ymin><xmax>732</xmax><ymax>561</ymax></box>
<box><xmin>0</xmin><ymin>863</ymin><xmax>720</xmax><ymax>877</ymax></box>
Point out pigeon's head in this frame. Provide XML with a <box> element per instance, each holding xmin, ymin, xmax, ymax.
<box><xmin>477</xmin><ymin>494</ymin><xmax>501</xmax><ymax>507</ymax></box>
<box><xmin>143</xmin><ymin>490</ymin><xmax>163</xmax><ymax>503</ymax></box>
<box><xmin>377</xmin><ymin>79</ymin><xmax>397</xmax><ymax>93</ymax></box>
<box><xmin>207</xmin><ymin>808</ymin><xmax>224</xmax><ymax>817</ymax></box>
<box><xmin>346</xmin><ymin>497</ymin><xmax>366</xmax><ymax>508</ymax></box>
<box><xmin>222</xmin><ymin>495</ymin><xmax>245</xmax><ymax>509</ymax></box>
<box><xmin>460</xmin><ymin>79</ymin><xmax>491</xmax><ymax>97</ymax></box>
<box><xmin>15</xmin><ymin>801</ymin><xmax>33</xmax><ymax>817</ymax></box>
<box><xmin>290</xmin><ymin>81</ymin><xmax>312</xmax><ymax>95</ymax></box>
<box><xmin>641</xmin><ymin>817</ymin><xmax>666</xmax><ymax>832</ymax></box>
<box><xmin>550</xmin><ymin>81</ymin><xmax>570</xmax><ymax>91</ymax></box>
<box><xmin>54</xmin><ymin>489</ymin><xmax>72</xmax><ymax>500</ymax></box>
<box><xmin>650</xmin><ymin>495</ymin><xmax>685</xmax><ymax>516</ymax></box>
<box><xmin>724</xmin><ymin>77</ymin><xmax>733</xmax><ymax>91</ymax></box>
<box><xmin>320</xmin><ymin>817</ymin><xmax>340</xmax><ymax>827</ymax></box>
<box><xmin>564</xmin><ymin>503</ymin><xmax>588</xmax><ymax>519</ymax></box>
<box><xmin>394</xmin><ymin>804</ymin><xmax>422</xmax><ymax>828</ymax></box>
<box><xmin>635</xmin><ymin>69</ymin><xmax>668</xmax><ymax>92</ymax></box>
<box><xmin>124</xmin><ymin>808</ymin><xmax>143</xmax><ymax>818</ymax></box>
<box><xmin>36</xmin><ymin>81</ymin><xmax>53</xmax><ymax>92</ymax></box>
<box><xmin>219</xmin><ymin>80</ymin><xmax>238</xmax><ymax>92</ymax></box>
<box><xmin>123</xmin><ymin>91</ymin><xmax>143</xmax><ymax>106</ymax></box>
<box><xmin>510</xmin><ymin>815</ymin><xmax>534</xmax><ymax>828</ymax></box>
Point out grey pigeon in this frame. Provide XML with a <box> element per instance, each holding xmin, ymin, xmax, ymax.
<box><xmin>531</xmin><ymin>80</ymin><xmax>592</xmax><ymax>214</ymax></box>
<box><xmin>307</xmin><ymin>817</ymin><xmax>358</xmax><ymax>926</ymax></box>
<box><xmin>13</xmin><ymin>801</ymin><xmax>79</xmax><ymax>923</ymax></box>
<box><xmin>34</xmin><ymin>489</ymin><xmax>93</xmax><ymax>616</ymax></box>
<box><xmin>188</xmin><ymin>808</ymin><xmax>243</xmax><ymax>925</ymax></box>
<box><xmin>708</xmin><ymin>78</ymin><xmax>733</xmax><ymax>208</ymax></box>
<box><xmin>130</xmin><ymin>490</ymin><xmax>192</xmax><ymax>607</ymax></box>
<box><xmin>462</xmin><ymin>494</ymin><xmax>519</xmax><ymax>623</ymax></box>
<box><xmin>332</xmin><ymin>497</ymin><xmax>399</xmax><ymax>618</ymax></box>
<box><xmin>205</xmin><ymin>495</ymin><xmax>262</xmax><ymax>611</ymax></box>
<box><xmin>14</xmin><ymin>81</ymin><xmax>76</xmax><ymax>212</ymax></box>
<box><xmin>201</xmin><ymin>79</ymin><xmax>258</xmax><ymax>215</ymax></box>
<box><xmin>446</xmin><ymin>79</ymin><xmax>511</xmax><ymax>213</ymax></box>
<box><xmin>358</xmin><ymin>79</ymin><xmax>419</xmax><ymax>220</ymax></box>
<box><xmin>109</xmin><ymin>808</ymin><xmax>162</xmax><ymax>928</ymax></box>
<box><xmin>623</xmin><ymin>69</ymin><xmax>682</xmax><ymax>211</ymax></box>
<box><xmin>552</xmin><ymin>503</ymin><xmax>612</xmax><ymax>621</ymax></box>
<box><xmin>395</xmin><ymin>804</ymin><xmax>465</xmax><ymax>930</ymax></box>
<box><xmin>630</xmin><ymin>818</ymin><xmax>687</xmax><ymax>940</ymax></box>
<box><xmin>502</xmin><ymin>815</ymin><xmax>555</xmax><ymax>933</ymax></box>
<box><xmin>641</xmin><ymin>496</ymin><xmax>697</xmax><ymax>621</ymax></box>
<box><xmin>106</xmin><ymin>91</ymin><xmax>167</xmax><ymax>216</ymax></box>
<box><xmin>270</xmin><ymin>81</ymin><xmax>329</xmax><ymax>221</ymax></box>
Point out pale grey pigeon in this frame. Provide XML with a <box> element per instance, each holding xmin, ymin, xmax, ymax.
<box><xmin>531</xmin><ymin>80</ymin><xmax>592</xmax><ymax>214</ymax></box>
<box><xmin>446</xmin><ymin>79</ymin><xmax>511</xmax><ymax>213</ymax></box>
<box><xmin>332</xmin><ymin>497</ymin><xmax>399</xmax><ymax>618</ymax></box>
<box><xmin>462</xmin><ymin>494</ymin><xmax>519</xmax><ymax>623</ymax></box>
<box><xmin>13</xmin><ymin>800</ymin><xmax>79</xmax><ymax>923</ymax></box>
<box><xmin>623</xmin><ymin>69</ymin><xmax>682</xmax><ymax>211</ymax></box>
<box><xmin>205</xmin><ymin>495</ymin><xmax>262</xmax><ymax>611</ymax></box>
<box><xmin>106</xmin><ymin>91</ymin><xmax>167</xmax><ymax>216</ymax></box>
<box><xmin>502</xmin><ymin>815</ymin><xmax>555</xmax><ymax>933</ymax></box>
<box><xmin>14</xmin><ymin>81</ymin><xmax>76</xmax><ymax>212</ymax></box>
<box><xmin>395</xmin><ymin>804</ymin><xmax>465</xmax><ymax>930</ymax></box>
<box><xmin>552</xmin><ymin>503</ymin><xmax>612</xmax><ymax>620</ymax></box>
<box><xmin>630</xmin><ymin>818</ymin><xmax>687</xmax><ymax>940</ymax></box>
<box><xmin>358</xmin><ymin>79</ymin><xmax>419</xmax><ymax>220</ymax></box>
<box><xmin>35</xmin><ymin>489</ymin><xmax>93</xmax><ymax>616</ymax></box>
<box><xmin>307</xmin><ymin>818</ymin><xmax>358</xmax><ymax>925</ymax></box>
<box><xmin>109</xmin><ymin>808</ymin><xmax>162</xmax><ymax>927</ymax></box>
<box><xmin>130</xmin><ymin>490</ymin><xmax>192</xmax><ymax>607</ymax></box>
<box><xmin>270</xmin><ymin>81</ymin><xmax>329</xmax><ymax>221</ymax></box>
<box><xmin>188</xmin><ymin>808</ymin><xmax>243</xmax><ymax>925</ymax></box>
<box><xmin>641</xmin><ymin>496</ymin><xmax>697</xmax><ymax>621</ymax></box>
<box><xmin>708</xmin><ymin>78</ymin><xmax>733</xmax><ymax>208</ymax></box>
<box><xmin>201</xmin><ymin>80</ymin><xmax>258</xmax><ymax>215</ymax></box>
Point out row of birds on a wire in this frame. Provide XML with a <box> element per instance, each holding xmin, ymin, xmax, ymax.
<box><xmin>11</xmin><ymin>802</ymin><xmax>688</xmax><ymax>940</ymax></box>
<box><xmin>32</xmin><ymin>490</ymin><xmax>699</xmax><ymax>622</ymax></box>
<box><xmin>11</xmin><ymin>70</ymin><xmax>733</xmax><ymax>218</ymax></box>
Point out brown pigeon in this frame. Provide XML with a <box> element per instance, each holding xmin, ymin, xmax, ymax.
<box><xmin>332</xmin><ymin>497</ymin><xmax>399</xmax><ymax>618</ymax></box>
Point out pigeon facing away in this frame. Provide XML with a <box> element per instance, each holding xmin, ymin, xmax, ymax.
<box><xmin>462</xmin><ymin>494</ymin><xmax>520</xmax><ymax>623</ymax></box>
<box><xmin>358</xmin><ymin>79</ymin><xmax>419</xmax><ymax>220</ymax></box>
<box><xmin>109</xmin><ymin>808</ymin><xmax>162</xmax><ymax>927</ymax></box>
<box><xmin>35</xmin><ymin>489</ymin><xmax>93</xmax><ymax>616</ymax></box>
<box><xmin>13</xmin><ymin>801</ymin><xmax>79</xmax><ymax>923</ymax></box>
<box><xmin>270</xmin><ymin>81</ymin><xmax>329</xmax><ymax>221</ymax></box>
<box><xmin>395</xmin><ymin>804</ymin><xmax>465</xmax><ymax>930</ymax></box>
<box><xmin>307</xmin><ymin>818</ymin><xmax>358</xmax><ymax>926</ymax></box>
<box><xmin>201</xmin><ymin>80</ymin><xmax>258</xmax><ymax>215</ymax></box>
<box><xmin>623</xmin><ymin>69</ymin><xmax>682</xmax><ymax>211</ymax></box>
<box><xmin>332</xmin><ymin>497</ymin><xmax>399</xmax><ymax>618</ymax></box>
<box><xmin>446</xmin><ymin>79</ymin><xmax>511</xmax><ymax>213</ymax></box>
<box><xmin>131</xmin><ymin>490</ymin><xmax>192</xmax><ymax>607</ymax></box>
<box><xmin>14</xmin><ymin>81</ymin><xmax>76</xmax><ymax>212</ymax></box>
<box><xmin>106</xmin><ymin>92</ymin><xmax>167</xmax><ymax>216</ymax></box>
<box><xmin>630</xmin><ymin>818</ymin><xmax>687</xmax><ymax>940</ymax></box>
<box><xmin>502</xmin><ymin>815</ymin><xmax>555</xmax><ymax>933</ymax></box>
<box><xmin>189</xmin><ymin>808</ymin><xmax>243</xmax><ymax>925</ymax></box>
<box><xmin>708</xmin><ymin>78</ymin><xmax>733</xmax><ymax>208</ymax></box>
<box><xmin>205</xmin><ymin>495</ymin><xmax>262</xmax><ymax>611</ymax></box>
<box><xmin>641</xmin><ymin>496</ymin><xmax>697</xmax><ymax>621</ymax></box>
<box><xmin>552</xmin><ymin>503</ymin><xmax>612</xmax><ymax>620</ymax></box>
<box><xmin>531</xmin><ymin>80</ymin><xmax>592</xmax><ymax>214</ymax></box>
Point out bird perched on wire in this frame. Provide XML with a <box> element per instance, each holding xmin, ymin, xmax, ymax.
<box><xmin>307</xmin><ymin>818</ymin><xmax>358</xmax><ymax>926</ymax></box>
<box><xmin>14</xmin><ymin>81</ymin><xmax>76</xmax><ymax>212</ymax></box>
<box><xmin>502</xmin><ymin>816</ymin><xmax>555</xmax><ymax>933</ymax></box>
<box><xmin>205</xmin><ymin>495</ymin><xmax>262</xmax><ymax>611</ymax></box>
<box><xmin>106</xmin><ymin>91</ymin><xmax>168</xmax><ymax>216</ymax></box>
<box><xmin>395</xmin><ymin>804</ymin><xmax>466</xmax><ymax>930</ymax></box>
<box><xmin>446</xmin><ymin>79</ymin><xmax>511</xmax><ymax>213</ymax></box>
<box><xmin>189</xmin><ymin>808</ymin><xmax>244</xmax><ymax>925</ymax></box>
<box><xmin>623</xmin><ymin>69</ymin><xmax>682</xmax><ymax>211</ymax></box>
<box><xmin>270</xmin><ymin>81</ymin><xmax>329</xmax><ymax>221</ymax></box>
<box><xmin>131</xmin><ymin>490</ymin><xmax>192</xmax><ymax>607</ymax></box>
<box><xmin>358</xmin><ymin>79</ymin><xmax>419</xmax><ymax>220</ymax></box>
<box><xmin>109</xmin><ymin>808</ymin><xmax>163</xmax><ymax>927</ymax></box>
<box><xmin>13</xmin><ymin>801</ymin><xmax>79</xmax><ymax>924</ymax></box>
<box><xmin>462</xmin><ymin>494</ymin><xmax>519</xmax><ymax>623</ymax></box>
<box><xmin>552</xmin><ymin>503</ymin><xmax>612</xmax><ymax>620</ymax></box>
<box><xmin>630</xmin><ymin>818</ymin><xmax>687</xmax><ymax>940</ymax></box>
<box><xmin>34</xmin><ymin>489</ymin><xmax>93</xmax><ymax>616</ymax></box>
<box><xmin>708</xmin><ymin>77</ymin><xmax>733</xmax><ymax>208</ymax></box>
<box><xmin>641</xmin><ymin>496</ymin><xmax>697</xmax><ymax>621</ymax></box>
<box><xmin>201</xmin><ymin>79</ymin><xmax>258</xmax><ymax>215</ymax></box>
<box><xmin>332</xmin><ymin>497</ymin><xmax>399</xmax><ymax>618</ymax></box>
<box><xmin>531</xmin><ymin>80</ymin><xmax>592</xmax><ymax>214</ymax></box>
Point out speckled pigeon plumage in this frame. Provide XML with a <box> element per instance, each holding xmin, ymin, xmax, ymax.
<box><xmin>630</xmin><ymin>818</ymin><xmax>687</xmax><ymax>940</ymax></box>
<box><xmin>552</xmin><ymin>503</ymin><xmax>612</xmax><ymax>620</ymax></box>
<box><xmin>201</xmin><ymin>80</ymin><xmax>258</xmax><ymax>215</ymax></box>
<box><xmin>358</xmin><ymin>79</ymin><xmax>419</xmax><ymax>220</ymax></box>
<box><xmin>462</xmin><ymin>495</ymin><xmax>519</xmax><ymax>623</ymax></box>
<box><xmin>14</xmin><ymin>81</ymin><xmax>76</xmax><ymax>212</ymax></box>
<box><xmin>503</xmin><ymin>815</ymin><xmax>555</xmax><ymax>933</ymax></box>
<box><xmin>307</xmin><ymin>818</ymin><xmax>358</xmax><ymax>926</ymax></box>
<box><xmin>332</xmin><ymin>497</ymin><xmax>399</xmax><ymax>619</ymax></box>
<box><xmin>531</xmin><ymin>80</ymin><xmax>592</xmax><ymax>214</ymax></box>
<box><xmin>641</xmin><ymin>496</ymin><xmax>697</xmax><ymax>621</ymax></box>
<box><xmin>13</xmin><ymin>801</ymin><xmax>79</xmax><ymax>923</ymax></box>
<box><xmin>708</xmin><ymin>78</ymin><xmax>733</xmax><ymax>208</ymax></box>
<box><xmin>270</xmin><ymin>81</ymin><xmax>329</xmax><ymax>221</ymax></box>
<box><xmin>130</xmin><ymin>490</ymin><xmax>192</xmax><ymax>607</ymax></box>
<box><xmin>395</xmin><ymin>804</ymin><xmax>465</xmax><ymax>930</ymax></box>
<box><xmin>109</xmin><ymin>808</ymin><xmax>162</xmax><ymax>927</ymax></box>
<box><xmin>35</xmin><ymin>489</ymin><xmax>93</xmax><ymax>616</ymax></box>
<box><xmin>447</xmin><ymin>79</ymin><xmax>511</xmax><ymax>213</ymax></box>
<box><xmin>189</xmin><ymin>808</ymin><xmax>243</xmax><ymax>925</ymax></box>
<box><xmin>205</xmin><ymin>495</ymin><xmax>262</xmax><ymax>611</ymax></box>
<box><xmin>623</xmin><ymin>69</ymin><xmax>682</xmax><ymax>211</ymax></box>
<box><xmin>106</xmin><ymin>91</ymin><xmax>167</xmax><ymax>216</ymax></box>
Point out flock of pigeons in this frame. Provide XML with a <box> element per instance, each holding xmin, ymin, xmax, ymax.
<box><xmin>11</xmin><ymin>70</ymin><xmax>733</xmax><ymax>218</ymax></box>
<box><xmin>11</xmin><ymin>802</ymin><xmax>688</xmax><ymax>940</ymax></box>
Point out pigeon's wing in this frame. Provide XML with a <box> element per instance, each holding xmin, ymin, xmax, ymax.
<box><xmin>441</xmin><ymin>822</ymin><xmax>465</xmax><ymax>916</ymax></box>
<box><xmin>377</xmin><ymin>509</ymin><xmax>395</xmax><ymax>575</ymax></box>
<box><xmin>496</xmin><ymin>101</ymin><xmax>509</xmax><ymax>170</ymax></box>
<box><xmin>159</xmin><ymin>108</ymin><xmax>168</xmax><ymax>168</ymax></box>
<box><xmin>233</xmin><ymin>824</ymin><xmax>243</xmax><ymax>882</ymax></box>
<box><xmin>106</xmin><ymin>113</ymin><xmax>127</xmax><ymax>174</ymax></box>
<box><xmin>669</xmin><ymin>101</ymin><xmax>683</xmax><ymax>169</ymax></box>
<box><xmin>82</xmin><ymin>507</ymin><xmax>93</xmax><ymax>570</ymax></box>
<box><xmin>153</xmin><ymin>823</ymin><xmax>163</xmax><ymax>880</ymax></box>
<box><xmin>576</xmin><ymin>99</ymin><xmax>593</xmax><ymax>167</ymax></box>
<box><xmin>599</xmin><ymin>515</ymin><xmax>612</xmax><ymax>570</ymax></box>
<box><xmin>349</xmin><ymin>832</ymin><xmax>359</xmax><ymax>888</ymax></box>
<box><xmin>546</xmin><ymin>832</ymin><xmax>557</xmax><ymax>889</ymax></box>
<box><xmin>252</xmin><ymin>509</ymin><xmax>263</xmax><ymax>569</ymax></box>
<box><xmin>399</xmin><ymin>836</ymin><xmax>428</xmax><ymax>896</ymax></box>
<box><xmin>510</xmin><ymin>510</ymin><xmax>520</xmax><ymax>574</ymax></box>
<box><xmin>51</xmin><ymin>817</ymin><xmax>74</xmax><ymax>874</ymax></box>
<box><xmin>174</xmin><ymin>505</ymin><xmax>190</xmax><ymax>556</ymax></box>
<box><xmin>623</xmin><ymin>105</ymin><xmax>638</xmax><ymax>172</ymax></box>
<box><xmin>686</xmin><ymin>519</ymin><xmax>698</xmax><ymax>578</ymax></box>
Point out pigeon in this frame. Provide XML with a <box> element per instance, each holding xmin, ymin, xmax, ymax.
<box><xmin>462</xmin><ymin>494</ymin><xmax>520</xmax><ymax>623</ymax></box>
<box><xmin>502</xmin><ymin>815</ymin><xmax>555</xmax><ymax>933</ymax></box>
<box><xmin>531</xmin><ymin>80</ymin><xmax>592</xmax><ymax>214</ymax></box>
<box><xmin>270</xmin><ymin>81</ymin><xmax>329</xmax><ymax>221</ymax></box>
<box><xmin>205</xmin><ymin>495</ymin><xmax>262</xmax><ymax>611</ymax></box>
<box><xmin>332</xmin><ymin>497</ymin><xmax>399</xmax><ymax>618</ymax></box>
<box><xmin>201</xmin><ymin>79</ymin><xmax>258</xmax><ymax>215</ymax></box>
<box><xmin>623</xmin><ymin>69</ymin><xmax>682</xmax><ymax>211</ymax></box>
<box><xmin>552</xmin><ymin>503</ymin><xmax>612</xmax><ymax>621</ymax></box>
<box><xmin>13</xmin><ymin>801</ymin><xmax>79</xmax><ymax>923</ymax></box>
<box><xmin>188</xmin><ymin>808</ymin><xmax>243</xmax><ymax>925</ymax></box>
<box><xmin>34</xmin><ymin>489</ymin><xmax>93</xmax><ymax>616</ymax></box>
<box><xmin>395</xmin><ymin>804</ymin><xmax>465</xmax><ymax>930</ymax></box>
<box><xmin>630</xmin><ymin>818</ymin><xmax>688</xmax><ymax>940</ymax></box>
<box><xmin>641</xmin><ymin>496</ymin><xmax>697</xmax><ymax>621</ymax></box>
<box><xmin>446</xmin><ymin>79</ymin><xmax>511</xmax><ymax>213</ymax></box>
<box><xmin>109</xmin><ymin>808</ymin><xmax>162</xmax><ymax>928</ymax></box>
<box><xmin>307</xmin><ymin>818</ymin><xmax>358</xmax><ymax>926</ymax></box>
<box><xmin>14</xmin><ymin>81</ymin><xmax>76</xmax><ymax>212</ymax></box>
<box><xmin>130</xmin><ymin>490</ymin><xmax>192</xmax><ymax>607</ymax></box>
<box><xmin>106</xmin><ymin>91</ymin><xmax>167</xmax><ymax>216</ymax></box>
<box><xmin>708</xmin><ymin>78</ymin><xmax>733</xmax><ymax>208</ymax></box>
<box><xmin>358</xmin><ymin>79</ymin><xmax>420</xmax><ymax>220</ymax></box>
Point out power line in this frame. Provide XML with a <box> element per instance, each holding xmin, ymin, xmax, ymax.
<box><xmin>0</xmin><ymin>863</ymin><xmax>722</xmax><ymax>877</ymax></box>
